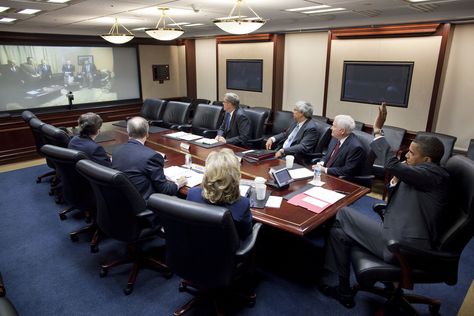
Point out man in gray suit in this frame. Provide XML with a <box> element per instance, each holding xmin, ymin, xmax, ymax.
<box><xmin>216</xmin><ymin>92</ymin><xmax>251</xmax><ymax>147</ymax></box>
<box><xmin>265</xmin><ymin>101</ymin><xmax>320</xmax><ymax>162</ymax></box>
<box><xmin>320</xmin><ymin>104</ymin><xmax>450</xmax><ymax>308</ymax></box>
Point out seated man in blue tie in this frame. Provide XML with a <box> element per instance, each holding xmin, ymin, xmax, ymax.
<box><xmin>215</xmin><ymin>92</ymin><xmax>251</xmax><ymax>147</ymax></box>
<box><xmin>265</xmin><ymin>101</ymin><xmax>320</xmax><ymax>162</ymax></box>
<box><xmin>316</xmin><ymin>114</ymin><xmax>366</xmax><ymax>177</ymax></box>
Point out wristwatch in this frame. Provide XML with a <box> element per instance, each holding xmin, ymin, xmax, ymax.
<box><xmin>373</xmin><ymin>128</ymin><xmax>384</xmax><ymax>136</ymax></box>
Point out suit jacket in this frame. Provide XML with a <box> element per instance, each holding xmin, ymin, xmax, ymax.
<box><xmin>37</xmin><ymin>64</ymin><xmax>52</xmax><ymax>80</ymax></box>
<box><xmin>217</xmin><ymin>107</ymin><xmax>251</xmax><ymax>147</ymax></box>
<box><xmin>323</xmin><ymin>133</ymin><xmax>366</xmax><ymax>177</ymax></box>
<box><xmin>371</xmin><ymin>137</ymin><xmax>450</xmax><ymax>248</ymax></box>
<box><xmin>111</xmin><ymin>139</ymin><xmax>178</xmax><ymax>200</ymax></box>
<box><xmin>273</xmin><ymin>119</ymin><xmax>320</xmax><ymax>161</ymax></box>
<box><xmin>68</xmin><ymin>135</ymin><xmax>111</xmax><ymax>167</ymax></box>
<box><xmin>187</xmin><ymin>187</ymin><xmax>253</xmax><ymax>240</ymax></box>
<box><xmin>81</xmin><ymin>63</ymin><xmax>97</xmax><ymax>75</ymax></box>
<box><xmin>62</xmin><ymin>64</ymin><xmax>75</xmax><ymax>75</ymax></box>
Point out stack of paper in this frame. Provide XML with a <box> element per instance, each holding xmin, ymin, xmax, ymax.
<box><xmin>164</xmin><ymin>166</ymin><xmax>203</xmax><ymax>188</ymax></box>
<box><xmin>287</xmin><ymin>186</ymin><xmax>345</xmax><ymax>214</ymax></box>
<box><xmin>288</xmin><ymin>168</ymin><xmax>314</xmax><ymax>180</ymax></box>
<box><xmin>195</xmin><ymin>138</ymin><xmax>219</xmax><ymax>145</ymax></box>
<box><xmin>165</xmin><ymin>132</ymin><xmax>202</xmax><ymax>141</ymax></box>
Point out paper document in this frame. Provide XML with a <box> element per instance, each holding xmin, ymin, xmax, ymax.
<box><xmin>265</xmin><ymin>196</ymin><xmax>283</xmax><ymax>208</ymax></box>
<box><xmin>239</xmin><ymin>185</ymin><xmax>251</xmax><ymax>197</ymax></box>
<box><xmin>288</xmin><ymin>168</ymin><xmax>314</xmax><ymax>180</ymax></box>
<box><xmin>166</xmin><ymin>131</ymin><xmax>188</xmax><ymax>139</ymax></box>
<box><xmin>304</xmin><ymin>187</ymin><xmax>345</xmax><ymax>204</ymax></box>
<box><xmin>180</xmin><ymin>133</ymin><xmax>202</xmax><ymax>141</ymax></box>
<box><xmin>302</xmin><ymin>196</ymin><xmax>329</xmax><ymax>208</ymax></box>
<box><xmin>164</xmin><ymin>166</ymin><xmax>203</xmax><ymax>187</ymax></box>
<box><xmin>195</xmin><ymin>138</ymin><xmax>219</xmax><ymax>145</ymax></box>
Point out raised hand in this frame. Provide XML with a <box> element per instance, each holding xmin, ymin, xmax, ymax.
<box><xmin>374</xmin><ymin>102</ymin><xmax>387</xmax><ymax>130</ymax></box>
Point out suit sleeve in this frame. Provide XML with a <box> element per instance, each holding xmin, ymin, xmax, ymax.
<box><xmin>226</xmin><ymin>112</ymin><xmax>251</xmax><ymax>146</ymax></box>
<box><xmin>327</xmin><ymin>144</ymin><xmax>366</xmax><ymax>177</ymax></box>
<box><xmin>285</xmin><ymin>125</ymin><xmax>320</xmax><ymax>156</ymax></box>
<box><xmin>92</xmin><ymin>145</ymin><xmax>111</xmax><ymax>167</ymax></box>
<box><xmin>147</xmin><ymin>153</ymin><xmax>178</xmax><ymax>196</ymax></box>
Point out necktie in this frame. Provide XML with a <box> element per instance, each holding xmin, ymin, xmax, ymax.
<box><xmin>326</xmin><ymin>141</ymin><xmax>341</xmax><ymax>167</ymax></box>
<box><xmin>283</xmin><ymin>125</ymin><xmax>300</xmax><ymax>149</ymax></box>
<box><xmin>226</xmin><ymin>113</ymin><xmax>231</xmax><ymax>131</ymax></box>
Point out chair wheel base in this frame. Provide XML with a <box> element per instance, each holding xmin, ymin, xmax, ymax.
<box><xmin>123</xmin><ymin>285</ymin><xmax>133</xmax><ymax>295</ymax></box>
<box><xmin>90</xmin><ymin>245</ymin><xmax>99</xmax><ymax>253</ymax></box>
<box><xmin>36</xmin><ymin>178</ymin><xmax>41</xmax><ymax>183</ymax></box>
<box><xmin>99</xmin><ymin>268</ymin><xmax>108</xmax><ymax>278</ymax></box>
<box><xmin>59</xmin><ymin>213</ymin><xmax>67</xmax><ymax>220</ymax></box>
<box><xmin>179</xmin><ymin>283</ymin><xmax>187</xmax><ymax>292</ymax></box>
<box><xmin>429</xmin><ymin>304</ymin><xmax>441</xmax><ymax>315</ymax></box>
<box><xmin>70</xmin><ymin>234</ymin><xmax>79</xmax><ymax>242</ymax></box>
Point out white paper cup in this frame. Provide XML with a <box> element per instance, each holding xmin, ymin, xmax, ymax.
<box><xmin>254</xmin><ymin>176</ymin><xmax>266</xmax><ymax>185</ymax></box>
<box><xmin>256</xmin><ymin>184</ymin><xmax>267</xmax><ymax>200</ymax></box>
<box><xmin>286</xmin><ymin>155</ymin><xmax>294</xmax><ymax>169</ymax></box>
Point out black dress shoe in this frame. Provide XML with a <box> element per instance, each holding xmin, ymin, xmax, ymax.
<box><xmin>318</xmin><ymin>284</ymin><xmax>356</xmax><ymax>309</ymax></box>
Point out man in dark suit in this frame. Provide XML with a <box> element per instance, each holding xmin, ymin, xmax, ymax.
<box><xmin>80</xmin><ymin>60</ymin><xmax>97</xmax><ymax>88</ymax></box>
<box><xmin>37</xmin><ymin>59</ymin><xmax>52</xmax><ymax>82</ymax></box>
<box><xmin>112</xmin><ymin>116</ymin><xmax>186</xmax><ymax>200</ymax></box>
<box><xmin>215</xmin><ymin>92</ymin><xmax>251</xmax><ymax>147</ymax></box>
<box><xmin>317</xmin><ymin>114</ymin><xmax>366</xmax><ymax>177</ymax></box>
<box><xmin>265</xmin><ymin>101</ymin><xmax>320</xmax><ymax>162</ymax></box>
<box><xmin>320</xmin><ymin>104</ymin><xmax>450</xmax><ymax>309</ymax></box>
<box><xmin>62</xmin><ymin>60</ymin><xmax>75</xmax><ymax>86</ymax></box>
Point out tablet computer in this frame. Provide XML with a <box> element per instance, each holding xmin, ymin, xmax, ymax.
<box><xmin>271</xmin><ymin>167</ymin><xmax>293</xmax><ymax>188</ymax></box>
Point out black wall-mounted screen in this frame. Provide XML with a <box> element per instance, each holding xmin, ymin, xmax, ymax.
<box><xmin>341</xmin><ymin>61</ymin><xmax>414</xmax><ymax>108</ymax></box>
<box><xmin>0</xmin><ymin>44</ymin><xmax>141</xmax><ymax>113</ymax></box>
<box><xmin>226</xmin><ymin>59</ymin><xmax>263</xmax><ymax>92</ymax></box>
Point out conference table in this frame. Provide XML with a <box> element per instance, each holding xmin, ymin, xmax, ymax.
<box><xmin>98</xmin><ymin>122</ymin><xmax>370</xmax><ymax>237</ymax></box>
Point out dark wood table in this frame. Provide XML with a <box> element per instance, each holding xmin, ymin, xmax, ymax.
<box><xmin>99</xmin><ymin>122</ymin><xmax>370</xmax><ymax>236</ymax></box>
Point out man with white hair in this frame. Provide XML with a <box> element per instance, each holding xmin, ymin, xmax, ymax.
<box><xmin>317</xmin><ymin>114</ymin><xmax>366</xmax><ymax>177</ymax></box>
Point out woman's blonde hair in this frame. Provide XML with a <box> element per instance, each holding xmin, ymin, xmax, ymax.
<box><xmin>202</xmin><ymin>148</ymin><xmax>241</xmax><ymax>204</ymax></box>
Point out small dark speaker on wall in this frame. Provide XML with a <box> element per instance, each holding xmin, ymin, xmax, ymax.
<box><xmin>152</xmin><ymin>64</ymin><xmax>170</xmax><ymax>84</ymax></box>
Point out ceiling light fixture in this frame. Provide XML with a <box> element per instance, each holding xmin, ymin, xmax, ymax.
<box><xmin>213</xmin><ymin>0</ymin><xmax>266</xmax><ymax>35</ymax></box>
<box><xmin>101</xmin><ymin>18</ymin><xmax>135</xmax><ymax>44</ymax></box>
<box><xmin>303</xmin><ymin>8</ymin><xmax>346</xmax><ymax>14</ymax></box>
<box><xmin>145</xmin><ymin>7</ymin><xmax>184</xmax><ymax>41</ymax></box>
<box><xmin>0</xmin><ymin>6</ymin><xmax>10</xmax><ymax>13</ymax></box>
<box><xmin>17</xmin><ymin>9</ymin><xmax>41</xmax><ymax>14</ymax></box>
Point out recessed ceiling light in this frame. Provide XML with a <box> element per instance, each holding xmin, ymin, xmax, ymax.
<box><xmin>303</xmin><ymin>8</ymin><xmax>346</xmax><ymax>14</ymax></box>
<box><xmin>168</xmin><ymin>22</ymin><xmax>190</xmax><ymax>26</ymax></box>
<box><xmin>407</xmin><ymin>0</ymin><xmax>431</xmax><ymax>2</ymax></box>
<box><xmin>47</xmin><ymin>0</ymin><xmax>70</xmax><ymax>3</ymax></box>
<box><xmin>285</xmin><ymin>5</ymin><xmax>330</xmax><ymax>12</ymax></box>
<box><xmin>0</xmin><ymin>6</ymin><xmax>10</xmax><ymax>13</ymax></box>
<box><xmin>17</xmin><ymin>9</ymin><xmax>41</xmax><ymax>14</ymax></box>
<box><xmin>0</xmin><ymin>17</ymin><xmax>16</xmax><ymax>23</ymax></box>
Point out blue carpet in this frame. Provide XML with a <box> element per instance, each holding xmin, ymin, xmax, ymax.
<box><xmin>0</xmin><ymin>164</ymin><xmax>472</xmax><ymax>315</ymax></box>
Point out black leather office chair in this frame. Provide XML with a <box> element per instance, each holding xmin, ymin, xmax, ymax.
<box><xmin>188</xmin><ymin>98</ymin><xmax>211</xmax><ymax>121</ymax></box>
<box><xmin>177</xmin><ymin>103</ymin><xmax>223</xmax><ymax>137</ymax></box>
<box><xmin>354</xmin><ymin>121</ymin><xmax>364</xmax><ymax>131</ymax></box>
<box><xmin>243</xmin><ymin>107</ymin><xmax>270</xmax><ymax>148</ymax></box>
<box><xmin>373</xmin><ymin>125</ymin><xmax>407</xmax><ymax>198</ymax></box>
<box><xmin>21</xmin><ymin>110</ymin><xmax>36</xmax><ymax>122</ymax></box>
<box><xmin>466</xmin><ymin>139</ymin><xmax>474</xmax><ymax>161</ymax></box>
<box><xmin>156</xmin><ymin>101</ymin><xmax>192</xmax><ymax>129</ymax></box>
<box><xmin>41</xmin><ymin>145</ymin><xmax>100</xmax><ymax>251</ymax></box>
<box><xmin>313</xmin><ymin>115</ymin><xmax>330</xmax><ymax>124</ymax></box>
<box><xmin>416</xmin><ymin>131</ymin><xmax>457</xmax><ymax>166</ymax></box>
<box><xmin>351</xmin><ymin>155</ymin><xmax>474</xmax><ymax>315</ymax></box>
<box><xmin>147</xmin><ymin>194</ymin><xmax>262</xmax><ymax>315</ymax></box>
<box><xmin>262</xmin><ymin>110</ymin><xmax>293</xmax><ymax>143</ymax></box>
<box><xmin>0</xmin><ymin>273</ymin><xmax>19</xmax><ymax>316</ymax></box>
<box><xmin>25</xmin><ymin>117</ymin><xmax>56</xmax><ymax>183</ymax></box>
<box><xmin>76</xmin><ymin>159</ymin><xmax>170</xmax><ymax>295</ymax></box>
<box><xmin>307</xmin><ymin>120</ymin><xmax>333</xmax><ymax>165</ymax></box>
<box><xmin>139</xmin><ymin>98</ymin><xmax>167</xmax><ymax>126</ymax></box>
<box><xmin>41</xmin><ymin>123</ymin><xmax>71</xmax><ymax>148</ymax></box>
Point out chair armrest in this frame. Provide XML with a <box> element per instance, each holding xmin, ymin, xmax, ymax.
<box><xmin>309</xmin><ymin>153</ymin><xmax>324</xmax><ymax>165</ymax></box>
<box><xmin>236</xmin><ymin>223</ymin><xmax>262</xmax><ymax>258</ymax></box>
<box><xmin>176</xmin><ymin>124</ymin><xmax>192</xmax><ymax>132</ymax></box>
<box><xmin>247</xmin><ymin>137</ymin><xmax>264</xmax><ymax>149</ymax></box>
<box><xmin>0</xmin><ymin>272</ymin><xmax>5</xmax><ymax>297</ymax></box>
<box><xmin>387</xmin><ymin>240</ymin><xmax>458</xmax><ymax>261</ymax></box>
<box><xmin>149</xmin><ymin>120</ymin><xmax>163</xmax><ymax>126</ymax></box>
<box><xmin>203</xmin><ymin>129</ymin><xmax>218</xmax><ymax>138</ymax></box>
<box><xmin>136</xmin><ymin>210</ymin><xmax>155</xmax><ymax>218</ymax></box>
<box><xmin>372</xmin><ymin>203</ymin><xmax>387</xmax><ymax>221</ymax></box>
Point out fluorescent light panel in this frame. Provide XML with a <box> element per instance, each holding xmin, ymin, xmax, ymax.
<box><xmin>17</xmin><ymin>9</ymin><xmax>41</xmax><ymax>14</ymax></box>
<box><xmin>0</xmin><ymin>17</ymin><xmax>16</xmax><ymax>23</ymax></box>
<box><xmin>285</xmin><ymin>5</ymin><xmax>330</xmax><ymax>12</ymax></box>
<box><xmin>184</xmin><ymin>23</ymin><xmax>204</xmax><ymax>27</ymax></box>
<box><xmin>303</xmin><ymin>8</ymin><xmax>346</xmax><ymax>14</ymax></box>
<box><xmin>407</xmin><ymin>0</ymin><xmax>431</xmax><ymax>2</ymax></box>
<box><xmin>0</xmin><ymin>6</ymin><xmax>10</xmax><ymax>12</ymax></box>
<box><xmin>47</xmin><ymin>0</ymin><xmax>70</xmax><ymax>3</ymax></box>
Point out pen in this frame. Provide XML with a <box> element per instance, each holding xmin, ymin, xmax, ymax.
<box><xmin>334</xmin><ymin>190</ymin><xmax>349</xmax><ymax>195</ymax></box>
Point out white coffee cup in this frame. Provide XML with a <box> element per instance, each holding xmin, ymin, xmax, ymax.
<box><xmin>255</xmin><ymin>183</ymin><xmax>267</xmax><ymax>200</ymax></box>
<box><xmin>286</xmin><ymin>155</ymin><xmax>294</xmax><ymax>169</ymax></box>
<box><xmin>254</xmin><ymin>176</ymin><xmax>266</xmax><ymax>185</ymax></box>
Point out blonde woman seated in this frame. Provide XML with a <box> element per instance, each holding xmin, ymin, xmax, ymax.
<box><xmin>187</xmin><ymin>148</ymin><xmax>253</xmax><ymax>240</ymax></box>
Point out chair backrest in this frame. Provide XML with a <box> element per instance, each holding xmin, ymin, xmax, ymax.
<box><xmin>243</xmin><ymin>107</ymin><xmax>269</xmax><ymax>140</ymax></box>
<box><xmin>40</xmin><ymin>145</ymin><xmax>94</xmax><ymax>211</ymax></box>
<box><xmin>374</xmin><ymin>125</ymin><xmax>406</xmax><ymax>166</ymax></box>
<box><xmin>147</xmin><ymin>194</ymin><xmax>240</xmax><ymax>289</ymax></box>
<box><xmin>161</xmin><ymin>101</ymin><xmax>191</xmax><ymax>126</ymax></box>
<box><xmin>212</xmin><ymin>100</ymin><xmax>223</xmax><ymax>107</ymax></box>
<box><xmin>313</xmin><ymin>115</ymin><xmax>329</xmax><ymax>124</ymax></box>
<box><xmin>21</xmin><ymin>110</ymin><xmax>36</xmax><ymax>123</ymax></box>
<box><xmin>41</xmin><ymin>123</ymin><xmax>71</xmax><ymax>148</ymax></box>
<box><xmin>354</xmin><ymin>121</ymin><xmax>364</xmax><ymax>131</ymax></box>
<box><xmin>467</xmin><ymin>139</ymin><xmax>474</xmax><ymax>161</ymax></box>
<box><xmin>312</xmin><ymin>120</ymin><xmax>332</xmax><ymax>154</ymax></box>
<box><xmin>27</xmin><ymin>117</ymin><xmax>46</xmax><ymax>155</ymax></box>
<box><xmin>140</xmin><ymin>98</ymin><xmax>167</xmax><ymax>121</ymax></box>
<box><xmin>351</xmin><ymin>129</ymin><xmax>376</xmax><ymax>176</ymax></box>
<box><xmin>416</xmin><ymin>131</ymin><xmax>457</xmax><ymax>166</ymax></box>
<box><xmin>190</xmin><ymin>103</ymin><xmax>223</xmax><ymax>136</ymax></box>
<box><xmin>271</xmin><ymin>110</ymin><xmax>293</xmax><ymax>135</ymax></box>
<box><xmin>76</xmin><ymin>159</ymin><xmax>147</xmax><ymax>242</ymax></box>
